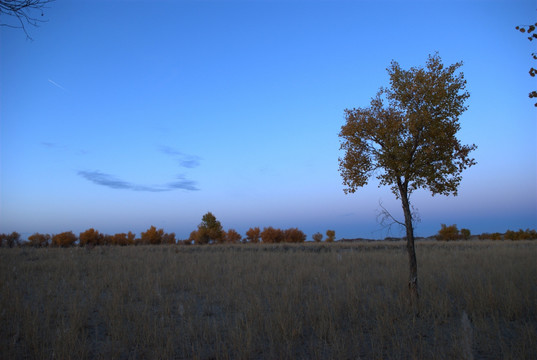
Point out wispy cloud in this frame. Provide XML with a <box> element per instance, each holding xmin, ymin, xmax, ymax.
<box><xmin>41</xmin><ymin>141</ymin><xmax>59</xmax><ymax>148</ymax></box>
<box><xmin>159</xmin><ymin>145</ymin><xmax>202</xmax><ymax>168</ymax></box>
<box><xmin>78</xmin><ymin>170</ymin><xmax>199</xmax><ymax>192</ymax></box>
<box><xmin>179</xmin><ymin>157</ymin><xmax>201</xmax><ymax>168</ymax></box>
<box><xmin>159</xmin><ymin>146</ymin><xmax>182</xmax><ymax>156</ymax></box>
<box><xmin>48</xmin><ymin>79</ymin><xmax>67</xmax><ymax>91</ymax></box>
<box><xmin>167</xmin><ymin>176</ymin><xmax>199</xmax><ymax>191</ymax></box>
<box><xmin>78</xmin><ymin>171</ymin><xmax>133</xmax><ymax>190</ymax></box>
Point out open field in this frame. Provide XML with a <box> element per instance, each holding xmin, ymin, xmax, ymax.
<box><xmin>1</xmin><ymin>241</ymin><xmax>536</xmax><ymax>359</ymax></box>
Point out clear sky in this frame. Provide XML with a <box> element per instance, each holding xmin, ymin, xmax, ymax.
<box><xmin>1</xmin><ymin>0</ymin><xmax>536</xmax><ymax>240</ymax></box>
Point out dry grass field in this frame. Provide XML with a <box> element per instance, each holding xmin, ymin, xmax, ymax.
<box><xmin>1</xmin><ymin>240</ymin><xmax>536</xmax><ymax>359</ymax></box>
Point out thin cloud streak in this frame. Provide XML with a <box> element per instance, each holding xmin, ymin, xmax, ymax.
<box><xmin>167</xmin><ymin>176</ymin><xmax>199</xmax><ymax>191</ymax></box>
<box><xmin>48</xmin><ymin>79</ymin><xmax>66</xmax><ymax>91</ymax></box>
<box><xmin>78</xmin><ymin>170</ymin><xmax>199</xmax><ymax>192</ymax></box>
<box><xmin>159</xmin><ymin>145</ymin><xmax>202</xmax><ymax>168</ymax></box>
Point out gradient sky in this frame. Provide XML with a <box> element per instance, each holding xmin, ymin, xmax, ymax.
<box><xmin>1</xmin><ymin>0</ymin><xmax>536</xmax><ymax>240</ymax></box>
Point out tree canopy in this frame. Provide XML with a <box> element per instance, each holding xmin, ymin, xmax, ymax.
<box><xmin>339</xmin><ymin>53</ymin><xmax>476</xmax><ymax>199</ymax></box>
<box><xmin>192</xmin><ymin>212</ymin><xmax>225</xmax><ymax>244</ymax></box>
<box><xmin>515</xmin><ymin>22</ymin><xmax>537</xmax><ymax>106</ymax></box>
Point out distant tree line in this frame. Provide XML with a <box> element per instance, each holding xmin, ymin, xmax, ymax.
<box><xmin>188</xmin><ymin>212</ymin><xmax>335</xmax><ymax>245</ymax></box>
<box><xmin>0</xmin><ymin>212</ymin><xmax>337</xmax><ymax>247</ymax></box>
<box><xmin>3</xmin><ymin>217</ymin><xmax>535</xmax><ymax>248</ymax></box>
<box><xmin>436</xmin><ymin>224</ymin><xmax>537</xmax><ymax>241</ymax></box>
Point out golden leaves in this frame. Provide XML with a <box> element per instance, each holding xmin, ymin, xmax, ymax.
<box><xmin>339</xmin><ymin>54</ymin><xmax>476</xmax><ymax>197</ymax></box>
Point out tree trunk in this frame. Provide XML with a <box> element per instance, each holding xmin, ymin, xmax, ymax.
<box><xmin>398</xmin><ymin>180</ymin><xmax>420</xmax><ymax>316</ymax></box>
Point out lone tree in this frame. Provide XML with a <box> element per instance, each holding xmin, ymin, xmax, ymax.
<box><xmin>193</xmin><ymin>212</ymin><xmax>224</xmax><ymax>244</ymax></box>
<box><xmin>0</xmin><ymin>0</ymin><xmax>54</xmax><ymax>39</ymax></box>
<box><xmin>437</xmin><ymin>224</ymin><xmax>460</xmax><ymax>241</ymax></box>
<box><xmin>339</xmin><ymin>53</ymin><xmax>476</xmax><ymax>313</ymax></box>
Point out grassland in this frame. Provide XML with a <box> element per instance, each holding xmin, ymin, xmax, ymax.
<box><xmin>1</xmin><ymin>241</ymin><xmax>536</xmax><ymax>359</ymax></box>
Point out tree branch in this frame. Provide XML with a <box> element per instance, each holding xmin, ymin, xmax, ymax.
<box><xmin>0</xmin><ymin>0</ymin><xmax>54</xmax><ymax>40</ymax></box>
<box><xmin>376</xmin><ymin>200</ymin><xmax>405</xmax><ymax>229</ymax></box>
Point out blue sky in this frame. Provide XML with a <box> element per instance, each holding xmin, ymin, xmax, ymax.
<box><xmin>1</xmin><ymin>0</ymin><xmax>536</xmax><ymax>240</ymax></box>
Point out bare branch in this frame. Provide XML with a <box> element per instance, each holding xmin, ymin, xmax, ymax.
<box><xmin>0</xmin><ymin>0</ymin><xmax>55</xmax><ymax>40</ymax></box>
<box><xmin>376</xmin><ymin>200</ymin><xmax>420</xmax><ymax>237</ymax></box>
<box><xmin>376</xmin><ymin>200</ymin><xmax>405</xmax><ymax>230</ymax></box>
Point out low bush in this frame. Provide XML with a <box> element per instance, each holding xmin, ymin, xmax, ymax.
<box><xmin>312</xmin><ymin>232</ymin><xmax>323</xmax><ymax>242</ymax></box>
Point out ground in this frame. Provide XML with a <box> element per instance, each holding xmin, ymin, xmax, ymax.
<box><xmin>1</xmin><ymin>241</ymin><xmax>536</xmax><ymax>359</ymax></box>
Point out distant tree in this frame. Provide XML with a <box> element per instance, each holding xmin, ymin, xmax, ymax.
<box><xmin>339</xmin><ymin>53</ymin><xmax>476</xmax><ymax>312</ymax></box>
<box><xmin>189</xmin><ymin>229</ymin><xmax>203</xmax><ymax>245</ymax></box>
<box><xmin>79</xmin><ymin>228</ymin><xmax>104</xmax><ymax>247</ymax></box>
<box><xmin>325</xmin><ymin>230</ymin><xmax>336</xmax><ymax>243</ymax></box>
<box><xmin>504</xmin><ymin>229</ymin><xmax>517</xmax><ymax>240</ymax></box>
<box><xmin>260</xmin><ymin>227</ymin><xmax>284</xmax><ymax>243</ymax></box>
<box><xmin>0</xmin><ymin>0</ymin><xmax>55</xmax><ymax>40</ymax></box>
<box><xmin>11</xmin><ymin>232</ymin><xmax>21</xmax><ymax>247</ymax></box>
<box><xmin>224</xmin><ymin>229</ymin><xmax>241</xmax><ymax>243</ymax></box>
<box><xmin>284</xmin><ymin>228</ymin><xmax>306</xmax><ymax>243</ymax></box>
<box><xmin>437</xmin><ymin>224</ymin><xmax>460</xmax><ymax>241</ymax></box>
<box><xmin>128</xmin><ymin>231</ymin><xmax>137</xmax><ymax>244</ymax></box>
<box><xmin>111</xmin><ymin>233</ymin><xmax>126</xmax><ymax>246</ymax></box>
<box><xmin>126</xmin><ymin>231</ymin><xmax>136</xmax><ymax>245</ymax></box>
<box><xmin>515</xmin><ymin>22</ymin><xmax>537</xmax><ymax>106</ymax></box>
<box><xmin>141</xmin><ymin>226</ymin><xmax>165</xmax><ymax>245</ymax></box>
<box><xmin>0</xmin><ymin>232</ymin><xmax>21</xmax><ymax>247</ymax></box>
<box><xmin>110</xmin><ymin>231</ymin><xmax>136</xmax><ymax>246</ymax></box>
<box><xmin>52</xmin><ymin>231</ymin><xmax>77</xmax><ymax>247</ymax></box>
<box><xmin>162</xmin><ymin>232</ymin><xmax>176</xmax><ymax>245</ymax></box>
<box><xmin>103</xmin><ymin>234</ymin><xmax>114</xmax><ymax>245</ymax></box>
<box><xmin>460</xmin><ymin>228</ymin><xmax>471</xmax><ymax>240</ymax></box>
<box><xmin>28</xmin><ymin>232</ymin><xmax>50</xmax><ymax>247</ymax></box>
<box><xmin>526</xmin><ymin>229</ymin><xmax>537</xmax><ymax>239</ymax></box>
<box><xmin>479</xmin><ymin>232</ymin><xmax>502</xmax><ymax>240</ymax></box>
<box><xmin>504</xmin><ymin>228</ymin><xmax>536</xmax><ymax>241</ymax></box>
<box><xmin>194</xmin><ymin>212</ymin><xmax>224</xmax><ymax>244</ymax></box>
<box><xmin>312</xmin><ymin>232</ymin><xmax>323</xmax><ymax>242</ymax></box>
<box><xmin>245</xmin><ymin>227</ymin><xmax>261</xmax><ymax>243</ymax></box>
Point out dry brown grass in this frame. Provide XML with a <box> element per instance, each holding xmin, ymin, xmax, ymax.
<box><xmin>1</xmin><ymin>241</ymin><xmax>536</xmax><ymax>359</ymax></box>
